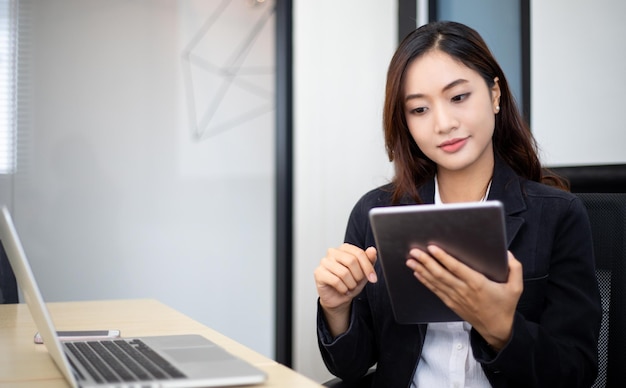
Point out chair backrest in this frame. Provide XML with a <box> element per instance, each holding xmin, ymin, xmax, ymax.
<box><xmin>576</xmin><ymin>193</ymin><xmax>626</xmax><ymax>388</ymax></box>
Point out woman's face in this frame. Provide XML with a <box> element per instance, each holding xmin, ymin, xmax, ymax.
<box><xmin>403</xmin><ymin>50</ymin><xmax>500</xmax><ymax>176</ymax></box>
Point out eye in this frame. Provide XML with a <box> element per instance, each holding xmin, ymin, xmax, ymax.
<box><xmin>451</xmin><ymin>93</ymin><xmax>470</xmax><ymax>102</ymax></box>
<box><xmin>410</xmin><ymin>106</ymin><xmax>428</xmax><ymax>115</ymax></box>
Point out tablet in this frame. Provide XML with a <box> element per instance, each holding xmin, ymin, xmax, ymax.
<box><xmin>369</xmin><ymin>200</ymin><xmax>508</xmax><ymax>323</ymax></box>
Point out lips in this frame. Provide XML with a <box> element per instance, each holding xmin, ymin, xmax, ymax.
<box><xmin>438</xmin><ymin>137</ymin><xmax>468</xmax><ymax>153</ymax></box>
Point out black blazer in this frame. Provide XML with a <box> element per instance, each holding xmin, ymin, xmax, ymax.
<box><xmin>317</xmin><ymin>158</ymin><xmax>601</xmax><ymax>388</ymax></box>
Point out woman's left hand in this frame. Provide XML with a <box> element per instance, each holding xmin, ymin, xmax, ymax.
<box><xmin>406</xmin><ymin>246</ymin><xmax>523</xmax><ymax>351</ymax></box>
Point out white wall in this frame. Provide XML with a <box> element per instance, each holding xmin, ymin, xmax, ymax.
<box><xmin>531</xmin><ymin>0</ymin><xmax>626</xmax><ymax>167</ymax></box>
<box><xmin>293</xmin><ymin>1</ymin><xmax>396</xmax><ymax>382</ymax></box>
<box><xmin>11</xmin><ymin>0</ymin><xmax>275</xmax><ymax>358</ymax></box>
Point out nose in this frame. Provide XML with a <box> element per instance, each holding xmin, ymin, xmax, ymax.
<box><xmin>433</xmin><ymin>104</ymin><xmax>458</xmax><ymax>134</ymax></box>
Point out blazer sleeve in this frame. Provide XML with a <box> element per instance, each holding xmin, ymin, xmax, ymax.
<box><xmin>472</xmin><ymin>196</ymin><xmax>601</xmax><ymax>388</ymax></box>
<box><xmin>316</xmin><ymin>195</ymin><xmax>379</xmax><ymax>382</ymax></box>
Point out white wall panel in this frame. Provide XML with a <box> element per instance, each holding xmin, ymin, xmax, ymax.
<box><xmin>532</xmin><ymin>0</ymin><xmax>626</xmax><ymax>166</ymax></box>
<box><xmin>293</xmin><ymin>0</ymin><xmax>395</xmax><ymax>381</ymax></box>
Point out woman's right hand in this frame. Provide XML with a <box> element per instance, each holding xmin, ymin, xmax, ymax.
<box><xmin>314</xmin><ymin>244</ymin><xmax>378</xmax><ymax>337</ymax></box>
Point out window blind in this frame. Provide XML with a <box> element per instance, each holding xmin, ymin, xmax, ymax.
<box><xmin>0</xmin><ymin>0</ymin><xmax>16</xmax><ymax>174</ymax></box>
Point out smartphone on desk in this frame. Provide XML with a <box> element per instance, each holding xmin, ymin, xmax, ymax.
<box><xmin>34</xmin><ymin>329</ymin><xmax>121</xmax><ymax>344</ymax></box>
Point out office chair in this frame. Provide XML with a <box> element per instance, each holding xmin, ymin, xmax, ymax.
<box><xmin>576</xmin><ymin>193</ymin><xmax>626</xmax><ymax>388</ymax></box>
<box><xmin>324</xmin><ymin>193</ymin><xmax>626</xmax><ymax>388</ymax></box>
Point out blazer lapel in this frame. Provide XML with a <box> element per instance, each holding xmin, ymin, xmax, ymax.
<box><xmin>488</xmin><ymin>157</ymin><xmax>527</xmax><ymax>248</ymax></box>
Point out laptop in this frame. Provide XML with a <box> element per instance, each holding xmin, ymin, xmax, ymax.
<box><xmin>0</xmin><ymin>206</ymin><xmax>267</xmax><ymax>387</ymax></box>
<box><xmin>369</xmin><ymin>200</ymin><xmax>508</xmax><ymax>323</ymax></box>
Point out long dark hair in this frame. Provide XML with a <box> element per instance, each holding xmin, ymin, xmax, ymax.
<box><xmin>383</xmin><ymin>21</ymin><xmax>567</xmax><ymax>203</ymax></box>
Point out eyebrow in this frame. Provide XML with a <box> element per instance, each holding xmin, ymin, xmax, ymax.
<box><xmin>404</xmin><ymin>78</ymin><xmax>469</xmax><ymax>102</ymax></box>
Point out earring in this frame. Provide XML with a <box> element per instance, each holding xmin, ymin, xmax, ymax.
<box><xmin>495</xmin><ymin>105</ymin><xmax>500</xmax><ymax>112</ymax></box>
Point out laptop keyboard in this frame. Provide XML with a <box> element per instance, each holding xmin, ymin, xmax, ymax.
<box><xmin>65</xmin><ymin>339</ymin><xmax>186</xmax><ymax>383</ymax></box>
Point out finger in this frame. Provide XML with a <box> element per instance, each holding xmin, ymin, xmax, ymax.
<box><xmin>406</xmin><ymin>249</ymin><xmax>443</xmax><ymax>290</ymax></box>
<box><xmin>314</xmin><ymin>260</ymin><xmax>353</xmax><ymax>295</ymax></box>
<box><xmin>410</xmin><ymin>246</ymin><xmax>461</xmax><ymax>283</ymax></box>
<box><xmin>325</xmin><ymin>244</ymin><xmax>375</xmax><ymax>290</ymax></box>
<box><xmin>407</xmin><ymin>253</ymin><xmax>474</xmax><ymax>317</ymax></box>
<box><xmin>337</xmin><ymin>244</ymin><xmax>378</xmax><ymax>283</ymax></box>
<box><xmin>408</xmin><ymin>247</ymin><xmax>466</xmax><ymax>298</ymax></box>
<box><xmin>328</xmin><ymin>245</ymin><xmax>364</xmax><ymax>271</ymax></box>
<box><xmin>406</xmin><ymin>248</ymin><xmax>427</xmax><ymax>273</ymax></box>
<box><xmin>321</xmin><ymin>253</ymin><xmax>361</xmax><ymax>290</ymax></box>
<box><xmin>407</xmin><ymin>256</ymin><xmax>451</xmax><ymax>304</ymax></box>
<box><xmin>426</xmin><ymin>245</ymin><xmax>485</xmax><ymax>286</ymax></box>
<box><xmin>364</xmin><ymin>246</ymin><xmax>378</xmax><ymax>282</ymax></box>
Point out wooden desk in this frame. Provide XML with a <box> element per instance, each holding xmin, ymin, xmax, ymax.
<box><xmin>0</xmin><ymin>299</ymin><xmax>322</xmax><ymax>388</ymax></box>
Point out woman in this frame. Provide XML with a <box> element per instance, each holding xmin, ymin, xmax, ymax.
<box><xmin>314</xmin><ymin>21</ymin><xmax>601</xmax><ymax>387</ymax></box>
